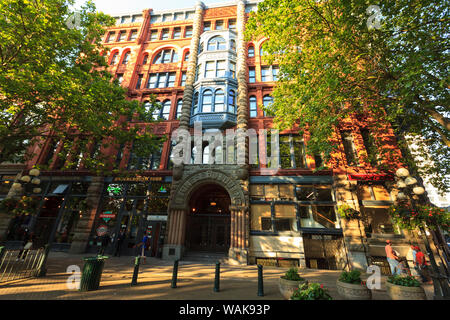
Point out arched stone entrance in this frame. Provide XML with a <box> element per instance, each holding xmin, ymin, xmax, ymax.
<box><xmin>186</xmin><ymin>183</ymin><xmax>231</xmax><ymax>253</ymax></box>
<box><xmin>162</xmin><ymin>168</ymin><xmax>249</xmax><ymax>263</ymax></box>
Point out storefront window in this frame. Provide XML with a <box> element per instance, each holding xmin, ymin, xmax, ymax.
<box><xmin>54</xmin><ymin>197</ymin><xmax>85</xmax><ymax>243</ymax></box>
<box><xmin>274</xmin><ymin>204</ymin><xmax>297</xmax><ymax>231</ymax></box>
<box><xmin>251</xmin><ymin>204</ymin><xmax>271</xmax><ymax>231</ymax></box>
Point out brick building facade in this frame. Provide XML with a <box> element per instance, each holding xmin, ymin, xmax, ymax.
<box><xmin>0</xmin><ymin>0</ymin><xmax>417</xmax><ymax>271</ymax></box>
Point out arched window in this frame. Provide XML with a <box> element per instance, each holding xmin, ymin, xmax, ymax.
<box><xmin>230</xmin><ymin>39</ymin><xmax>236</xmax><ymax>52</ymax></box>
<box><xmin>202</xmin><ymin>90</ymin><xmax>213</xmax><ymax>112</ymax></box>
<box><xmin>160</xmin><ymin>100</ymin><xmax>171</xmax><ymax>120</ymax></box>
<box><xmin>110</xmin><ymin>52</ymin><xmax>119</xmax><ymax>65</ymax></box>
<box><xmin>249</xmin><ymin>96</ymin><xmax>257</xmax><ymax>117</ymax></box>
<box><xmin>214</xmin><ymin>89</ymin><xmax>225</xmax><ymax>112</ymax></box>
<box><xmin>176</xmin><ymin>99</ymin><xmax>183</xmax><ymax>119</ymax></box>
<box><xmin>228</xmin><ymin>90</ymin><xmax>236</xmax><ymax>114</ymax></box>
<box><xmin>248</xmin><ymin>45</ymin><xmax>255</xmax><ymax>57</ymax></box>
<box><xmin>151</xmin><ymin>101</ymin><xmax>162</xmax><ymax>120</ymax></box>
<box><xmin>207</xmin><ymin>36</ymin><xmax>226</xmax><ymax>51</ymax></box>
<box><xmin>192</xmin><ymin>92</ymin><xmax>199</xmax><ymax>115</ymax></box>
<box><xmin>143</xmin><ymin>101</ymin><xmax>152</xmax><ymax>120</ymax></box>
<box><xmin>260</xmin><ymin>44</ymin><xmax>267</xmax><ymax>57</ymax></box>
<box><xmin>184</xmin><ymin>51</ymin><xmax>190</xmax><ymax>61</ymax></box>
<box><xmin>153</xmin><ymin>49</ymin><xmax>178</xmax><ymax>64</ymax></box>
<box><xmin>122</xmin><ymin>51</ymin><xmax>131</xmax><ymax>65</ymax></box>
<box><xmin>142</xmin><ymin>54</ymin><xmax>149</xmax><ymax>65</ymax></box>
<box><xmin>199</xmin><ymin>42</ymin><xmax>204</xmax><ymax>54</ymax></box>
<box><xmin>263</xmin><ymin>95</ymin><xmax>274</xmax><ymax>117</ymax></box>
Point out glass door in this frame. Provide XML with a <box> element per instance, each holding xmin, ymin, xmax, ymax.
<box><xmin>115</xmin><ymin>199</ymin><xmax>145</xmax><ymax>256</ymax></box>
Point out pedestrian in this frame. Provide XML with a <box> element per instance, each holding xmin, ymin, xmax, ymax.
<box><xmin>17</xmin><ymin>230</ymin><xmax>35</xmax><ymax>261</ymax></box>
<box><xmin>408</xmin><ymin>244</ymin><xmax>419</xmax><ymax>278</ymax></box>
<box><xmin>385</xmin><ymin>240</ymin><xmax>401</xmax><ymax>276</ymax></box>
<box><xmin>135</xmin><ymin>232</ymin><xmax>150</xmax><ymax>264</ymax></box>
<box><xmin>114</xmin><ymin>228</ymin><xmax>126</xmax><ymax>257</ymax></box>
<box><xmin>98</xmin><ymin>232</ymin><xmax>111</xmax><ymax>256</ymax></box>
<box><xmin>415</xmin><ymin>246</ymin><xmax>432</xmax><ymax>284</ymax></box>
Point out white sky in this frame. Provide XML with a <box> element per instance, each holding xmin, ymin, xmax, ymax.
<box><xmin>73</xmin><ymin>0</ymin><xmax>229</xmax><ymax>15</ymax></box>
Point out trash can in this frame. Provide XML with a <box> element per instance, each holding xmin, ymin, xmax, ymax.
<box><xmin>79</xmin><ymin>256</ymin><xmax>108</xmax><ymax>291</ymax></box>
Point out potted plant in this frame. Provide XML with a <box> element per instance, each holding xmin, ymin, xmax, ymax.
<box><xmin>337</xmin><ymin>204</ymin><xmax>360</xmax><ymax>220</ymax></box>
<box><xmin>290</xmin><ymin>282</ymin><xmax>332</xmax><ymax>300</ymax></box>
<box><xmin>386</xmin><ymin>275</ymin><xmax>426</xmax><ymax>300</ymax></box>
<box><xmin>336</xmin><ymin>270</ymin><xmax>372</xmax><ymax>300</ymax></box>
<box><xmin>279</xmin><ymin>267</ymin><xmax>308</xmax><ymax>300</ymax></box>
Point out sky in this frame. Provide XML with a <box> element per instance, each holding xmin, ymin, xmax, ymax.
<box><xmin>73</xmin><ymin>0</ymin><xmax>228</xmax><ymax>15</ymax></box>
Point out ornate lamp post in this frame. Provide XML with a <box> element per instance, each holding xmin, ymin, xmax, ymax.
<box><xmin>395</xmin><ymin>167</ymin><xmax>450</xmax><ymax>300</ymax></box>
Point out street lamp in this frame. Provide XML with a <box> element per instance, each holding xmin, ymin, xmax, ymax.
<box><xmin>395</xmin><ymin>168</ymin><xmax>450</xmax><ymax>300</ymax></box>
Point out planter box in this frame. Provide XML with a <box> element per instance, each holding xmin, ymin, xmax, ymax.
<box><xmin>386</xmin><ymin>281</ymin><xmax>426</xmax><ymax>300</ymax></box>
<box><xmin>336</xmin><ymin>279</ymin><xmax>372</xmax><ymax>300</ymax></box>
<box><xmin>279</xmin><ymin>277</ymin><xmax>308</xmax><ymax>300</ymax></box>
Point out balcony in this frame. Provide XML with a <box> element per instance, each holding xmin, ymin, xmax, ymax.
<box><xmin>190</xmin><ymin>112</ymin><xmax>236</xmax><ymax>129</ymax></box>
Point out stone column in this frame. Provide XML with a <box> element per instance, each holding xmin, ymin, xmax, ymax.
<box><xmin>228</xmin><ymin>205</ymin><xmax>248</xmax><ymax>264</ymax></box>
<box><xmin>69</xmin><ymin>177</ymin><xmax>104</xmax><ymax>254</ymax></box>
<box><xmin>179</xmin><ymin>1</ymin><xmax>204</xmax><ymax>131</ymax></box>
<box><xmin>162</xmin><ymin>208</ymin><xmax>187</xmax><ymax>260</ymax></box>
<box><xmin>235</xmin><ymin>0</ymin><xmax>249</xmax><ymax>168</ymax></box>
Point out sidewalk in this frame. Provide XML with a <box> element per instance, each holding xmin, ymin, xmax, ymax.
<box><xmin>0</xmin><ymin>252</ymin><xmax>434</xmax><ymax>300</ymax></box>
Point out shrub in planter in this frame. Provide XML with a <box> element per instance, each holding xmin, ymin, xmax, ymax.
<box><xmin>279</xmin><ymin>267</ymin><xmax>308</xmax><ymax>300</ymax></box>
<box><xmin>336</xmin><ymin>270</ymin><xmax>372</xmax><ymax>300</ymax></box>
<box><xmin>290</xmin><ymin>283</ymin><xmax>332</xmax><ymax>300</ymax></box>
<box><xmin>386</xmin><ymin>275</ymin><xmax>426</xmax><ymax>300</ymax></box>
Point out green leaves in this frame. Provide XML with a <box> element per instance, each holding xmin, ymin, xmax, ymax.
<box><xmin>0</xmin><ymin>0</ymin><xmax>162</xmax><ymax>173</ymax></box>
<box><xmin>246</xmin><ymin>0</ymin><xmax>449</xmax><ymax>193</ymax></box>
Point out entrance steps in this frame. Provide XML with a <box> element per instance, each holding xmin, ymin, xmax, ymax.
<box><xmin>182</xmin><ymin>251</ymin><xmax>230</xmax><ymax>264</ymax></box>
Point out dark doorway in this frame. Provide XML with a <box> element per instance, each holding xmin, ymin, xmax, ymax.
<box><xmin>186</xmin><ymin>184</ymin><xmax>231</xmax><ymax>253</ymax></box>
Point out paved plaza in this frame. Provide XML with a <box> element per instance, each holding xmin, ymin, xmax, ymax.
<box><xmin>0</xmin><ymin>252</ymin><xmax>435</xmax><ymax>300</ymax></box>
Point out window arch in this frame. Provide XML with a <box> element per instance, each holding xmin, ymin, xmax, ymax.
<box><xmin>214</xmin><ymin>89</ymin><xmax>225</xmax><ymax>112</ymax></box>
<box><xmin>248</xmin><ymin>45</ymin><xmax>255</xmax><ymax>57</ymax></box>
<box><xmin>184</xmin><ymin>50</ymin><xmax>190</xmax><ymax>61</ymax></box>
<box><xmin>207</xmin><ymin>36</ymin><xmax>226</xmax><ymax>51</ymax></box>
<box><xmin>228</xmin><ymin>90</ymin><xmax>236</xmax><ymax>114</ymax></box>
<box><xmin>249</xmin><ymin>96</ymin><xmax>257</xmax><ymax>117</ymax></box>
<box><xmin>263</xmin><ymin>95</ymin><xmax>274</xmax><ymax>117</ymax></box>
<box><xmin>192</xmin><ymin>92</ymin><xmax>199</xmax><ymax>115</ymax></box>
<box><xmin>202</xmin><ymin>90</ymin><xmax>213</xmax><ymax>112</ymax></box>
<box><xmin>110</xmin><ymin>51</ymin><xmax>119</xmax><ymax>65</ymax></box>
<box><xmin>153</xmin><ymin>48</ymin><xmax>178</xmax><ymax>64</ymax></box>
<box><xmin>142</xmin><ymin>53</ymin><xmax>149</xmax><ymax>65</ymax></box>
<box><xmin>122</xmin><ymin>51</ymin><xmax>131</xmax><ymax>65</ymax></box>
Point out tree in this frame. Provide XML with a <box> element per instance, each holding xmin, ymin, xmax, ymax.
<box><xmin>0</xmin><ymin>0</ymin><xmax>163</xmax><ymax>174</ymax></box>
<box><xmin>245</xmin><ymin>0</ymin><xmax>449</xmax><ymax>193</ymax></box>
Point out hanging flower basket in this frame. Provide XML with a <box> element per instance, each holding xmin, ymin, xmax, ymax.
<box><xmin>388</xmin><ymin>201</ymin><xmax>449</xmax><ymax>231</ymax></box>
<box><xmin>0</xmin><ymin>196</ymin><xmax>39</xmax><ymax>216</ymax></box>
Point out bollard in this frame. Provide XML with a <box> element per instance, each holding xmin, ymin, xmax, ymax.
<box><xmin>131</xmin><ymin>256</ymin><xmax>141</xmax><ymax>286</ymax></box>
<box><xmin>171</xmin><ymin>259</ymin><xmax>179</xmax><ymax>288</ymax></box>
<box><xmin>257</xmin><ymin>264</ymin><xmax>264</xmax><ymax>297</ymax></box>
<box><xmin>214</xmin><ymin>261</ymin><xmax>220</xmax><ymax>292</ymax></box>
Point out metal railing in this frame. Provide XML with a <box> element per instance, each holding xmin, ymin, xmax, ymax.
<box><xmin>0</xmin><ymin>246</ymin><xmax>46</xmax><ymax>283</ymax></box>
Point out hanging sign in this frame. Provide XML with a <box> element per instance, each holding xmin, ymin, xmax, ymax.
<box><xmin>96</xmin><ymin>225</ymin><xmax>108</xmax><ymax>236</ymax></box>
<box><xmin>100</xmin><ymin>211</ymin><xmax>116</xmax><ymax>222</ymax></box>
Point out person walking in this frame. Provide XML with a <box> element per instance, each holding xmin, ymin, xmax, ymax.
<box><xmin>415</xmin><ymin>246</ymin><xmax>432</xmax><ymax>284</ymax></box>
<box><xmin>408</xmin><ymin>244</ymin><xmax>419</xmax><ymax>278</ymax></box>
<box><xmin>98</xmin><ymin>232</ymin><xmax>111</xmax><ymax>256</ymax></box>
<box><xmin>385</xmin><ymin>240</ymin><xmax>401</xmax><ymax>275</ymax></box>
<box><xmin>135</xmin><ymin>232</ymin><xmax>150</xmax><ymax>264</ymax></box>
<box><xmin>114</xmin><ymin>229</ymin><xmax>126</xmax><ymax>257</ymax></box>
